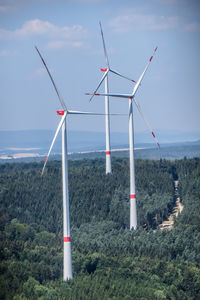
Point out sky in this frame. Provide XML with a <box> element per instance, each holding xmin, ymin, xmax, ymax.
<box><xmin>0</xmin><ymin>0</ymin><xmax>200</xmax><ymax>138</ymax></box>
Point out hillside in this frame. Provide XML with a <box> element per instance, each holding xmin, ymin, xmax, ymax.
<box><xmin>1</xmin><ymin>130</ymin><xmax>200</xmax><ymax>163</ymax></box>
<box><xmin>0</xmin><ymin>158</ymin><xmax>200</xmax><ymax>299</ymax></box>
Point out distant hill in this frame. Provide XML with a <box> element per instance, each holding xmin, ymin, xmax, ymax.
<box><xmin>0</xmin><ymin>130</ymin><xmax>200</xmax><ymax>162</ymax></box>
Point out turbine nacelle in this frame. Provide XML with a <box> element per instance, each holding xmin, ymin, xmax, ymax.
<box><xmin>57</xmin><ymin>110</ymin><xmax>65</xmax><ymax>116</ymax></box>
<box><xmin>100</xmin><ymin>68</ymin><xmax>108</xmax><ymax>72</ymax></box>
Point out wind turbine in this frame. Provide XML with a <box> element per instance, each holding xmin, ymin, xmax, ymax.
<box><xmin>86</xmin><ymin>47</ymin><xmax>160</xmax><ymax>230</ymax></box>
<box><xmin>35</xmin><ymin>46</ymin><xmax>109</xmax><ymax>280</ymax></box>
<box><xmin>86</xmin><ymin>22</ymin><xmax>135</xmax><ymax>174</ymax></box>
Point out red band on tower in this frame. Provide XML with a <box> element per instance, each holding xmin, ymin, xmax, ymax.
<box><xmin>64</xmin><ymin>237</ymin><xmax>71</xmax><ymax>242</ymax></box>
<box><xmin>130</xmin><ymin>194</ymin><xmax>136</xmax><ymax>199</ymax></box>
<box><xmin>106</xmin><ymin>151</ymin><xmax>111</xmax><ymax>155</ymax></box>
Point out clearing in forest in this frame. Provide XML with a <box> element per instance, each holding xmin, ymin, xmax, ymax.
<box><xmin>159</xmin><ymin>180</ymin><xmax>184</xmax><ymax>230</ymax></box>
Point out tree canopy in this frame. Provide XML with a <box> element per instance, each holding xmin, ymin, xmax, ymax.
<box><xmin>0</xmin><ymin>157</ymin><xmax>199</xmax><ymax>299</ymax></box>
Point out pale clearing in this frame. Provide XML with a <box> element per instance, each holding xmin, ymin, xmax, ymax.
<box><xmin>159</xmin><ymin>180</ymin><xmax>184</xmax><ymax>230</ymax></box>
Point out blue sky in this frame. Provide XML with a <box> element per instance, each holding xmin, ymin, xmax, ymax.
<box><xmin>0</xmin><ymin>0</ymin><xmax>200</xmax><ymax>138</ymax></box>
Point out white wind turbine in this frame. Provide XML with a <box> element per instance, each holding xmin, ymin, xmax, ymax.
<box><xmin>35</xmin><ymin>46</ymin><xmax>109</xmax><ymax>280</ymax></box>
<box><xmin>87</xmin><ymin>47</ymin><xmax>160</xmax><ymax>230</ymax></box>
<box><xmin>86</xmin><ymin>22</ymin><xmax>135</xmax><ymax>174</ymax></box>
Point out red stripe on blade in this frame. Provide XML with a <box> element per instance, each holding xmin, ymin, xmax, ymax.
<box><xmin>64</xmin><ymin>237</ymin><xmax>71</xmax><ymax>242</ymax></box>
<box><xmin>149</xmin><ymin>56</ymin><xmax>153</xmax><ymax>62</ymax></box>
<box><xmin>41</xmin><ymin>58</ymin><xmax>46</xmax><ymax>66</ymax></box>
<box><xmin>100</xmin><ymin>68</ymin><xmax>107</xmax><ymax>72</ymax></box>
<box><xmin>45</xmin><ymin>156</ymin><xmax>49</xmax><ymax>164</ymax></box>
<box><xmin>152</xmin><ymin>132</ymin><xmax>155</xmax><ymax>138</ymax></box>
<box><xmin>130</xmin><ymin>194</ymin><xmax>136</xmax><ymax>199</ymax></box>
<box><xmin>41</xmin><ymin>156</ymin><xmax>48</xmax><ymax>176</ymax></box>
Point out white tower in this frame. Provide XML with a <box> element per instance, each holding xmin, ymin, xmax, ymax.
<box><xmin>129</xmin><ymin>100</ymin><xmax>137</xmax><ymax>229</ymax></box>
<box><xmin>62</xmin><ymin>120</ymin><xmax>73</xmax><ymax>279</ymax></box>
<box><xmin>104</xmin><ymin>72</ymin><xmax>112</xmax><ymax>174</ymax></box>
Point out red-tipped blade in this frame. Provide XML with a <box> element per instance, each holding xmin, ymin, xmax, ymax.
<box><xmin>41</xmin><ymin>111</ymin><xmax>67</xmax><ymax>176</ymax></box>
<box><xmin>85</xmin><ymin>92</ymin><xmax>132</xmax><ymax>99</ymax></box>
<box><xmin>99</xmin><ymin>21</ymin><xmax>110</xmax><ymax>69</ymax></box>
<box><xmin>87</xmin><ymin>69</ymin><xmax>109</xmax><ymax>101</ymax></box>
<box><xmin>132</xmin><ymin>46</ymin><xmax>158</xmax><ymax>97</ymax></box>
<box><xmin>110</xmin><ymin>68</ymin><xmax>136</xmax><ymax>83</ymax></box>
<box><xmin>35</xmin><ymin>46</ymin><xmax>67</xmax><ymax>110</ymax></box>
<box><xmin>41</xmin><ymin>156</ymin><xmax>49</xmax><ymax>176</ymax></box>
<box><xmin>134</xmin><ymin>99</ymin><xmax>160</xmax><ymax>149</ymax></box>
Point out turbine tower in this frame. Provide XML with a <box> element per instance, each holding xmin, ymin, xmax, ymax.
<box><xmin>86</xmin><ymin>22</ymin><xmax>135</xmax><ymax>174</ymax></box>
<box><xmin>36</xmin><ymin>47</ymin><xmax>107</xmax><ymax>280</ymax></box>
<box><xmin>86</xmin><ymin>47</ymin><xmax>160</xmax><ymax>230</ymax></box>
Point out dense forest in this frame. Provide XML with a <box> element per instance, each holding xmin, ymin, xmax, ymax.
<box><xmin>0</xmin><ymin>157</ymin><xmax>199</xmax><ymax>299</ymax></box>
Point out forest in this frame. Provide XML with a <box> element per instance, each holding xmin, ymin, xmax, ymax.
<box><xmin>0</xmin><ymin>157</ymin><xmax>200</xmax><ymax>299</ymax></box>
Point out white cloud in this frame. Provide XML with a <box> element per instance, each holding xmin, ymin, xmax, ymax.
<box><xmin>0</xmin><ymin>49</ymin><xmax>16</xmax><ymax>56</ymax></box>
<box><xmin>109</xmin><ymin>13</ymin><xmax>179</xmax><ymax>32</ymax></box>
<box><xmin>0</xmin><ymin>5</ymin><xmax>10</xmax><ymax>12</ymax></box>
<box><xmin>0</xmin><ymin>49</ymin><xmax>9</xmax><ymax>56</ymax></box>
<box><xmin>0</xmin><ymin>19</ymin><xmax>87</xmax><ymax>50</ymax></box>
<box><xmin>46</xmin><ymin>40</ymin><xmax>83</xmax><ymax>50</ymax></box>
<box><xmin>0</xmin><ymin>19</ymin><xmax>87</xmax><ymax>40</ymax></box>
<box><xmin>71</xmin><ymin>0</ymin><xmax>105</xmax><ymax>2</ymax></box>
<box><xmin>31</xmin><ymin>67</ymin><xmax>47</xmax><ymax>79</ymax></box>
<box><xmin>184</xmin><ymin>22</ymin><xmax>200</xmax><ymax>32</ymax></box>
<box><xmin>155</xmin><ymin>0</ymin><xmax>179</xmax><ymax>4</ymax></box>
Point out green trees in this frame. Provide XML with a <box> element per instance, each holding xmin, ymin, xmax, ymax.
<box><xmin>0</xmin><ymin>158</ymin><xmax>175</xmax><ymax>232</ymax></box>
<box><xmin>0</xmin><ymin>158</ymin><xmax>200</xmax><ymax>299</ymax></box>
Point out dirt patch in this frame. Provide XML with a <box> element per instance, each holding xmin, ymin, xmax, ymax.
<box><xmin>159</xmin><ymin>181</ymin><xmax>184</xmax><ymax>230</ymax></box>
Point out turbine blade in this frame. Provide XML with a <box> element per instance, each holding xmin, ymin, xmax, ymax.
<box><xmin>99</xmin><ymin>21</ymin><xmax>110</xmax><ymax>68</ymax></box>
<box><xmin>110</xmin><ymin>69</ymin><xmax>136</xmax><ymax>83</ymax></box>
<box><xmin>85</xmin><ymin>92</ymin><xmax>132</xmax><ymax>99</ymax></box>
<box><xmin>88</xmin><ymin>69</ymin><xmax>109</xmax><ymax>102</ymax></box>
<box><xmin>68</xmin><ymin>110</ymin><xmax>125</xmax><ymax>116</ymax></box>
<box><xmin>68</xmin><ymin>110</ymin><xmax>105</xmax><ymax>115</ymax></box>
<box><xmin>133</xmin><ymin>47</ymin><xmax>158</xmax><ymax>97</ymax></box>
<box><xmin>134</xmin><ymin>99</ymin><xmax>160</xmax><ymax>149</ymax></box>
<box><xmin>41</xmin><ymin>112</ymin><xmax>67</xmax><ymax>176</ymax></box>
<box><xmin>35</xmin><ymin>46</ymin><xmax>67</xmax><ymax>110</ymax></box>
